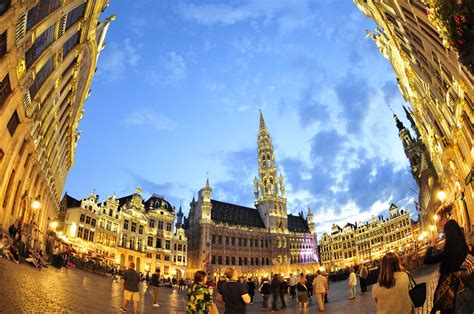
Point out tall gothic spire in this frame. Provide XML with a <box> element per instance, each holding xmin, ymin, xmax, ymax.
<box><xmin>403</xmin><ymin>105</ymin><xmax>421</xmax><ymax>138</ymax></box>
<box><xmin>259</xmin><ymin>109</ymin><xmax>267</xmax><ymax>132</ymax></box>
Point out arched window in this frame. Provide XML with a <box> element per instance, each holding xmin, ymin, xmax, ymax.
<box><xmin>277</xmin><ymin>236</ymin><xmax>281</xmax><ymax>248</ymax></box>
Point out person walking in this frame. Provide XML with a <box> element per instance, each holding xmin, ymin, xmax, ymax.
<box><xmin>296</xmin><ymin>276</ymin><xmax>309</xmax><ymax>314</ymax></box>
<box><xmin>359</xmin><ymin>264</ymin><xmax>368</xmax><ymax>295</ymax></box>
<box><xmin>150</xmin><ymin>268</ymin><xmax>160</xmax><ymax>307</ymax></box>
<box><xmin>259</xmin><ymin>277</ymin><xmax>271</xmax><ymax>309</ymax></box>
<box><xmin>121</xmin><ymin>262</ymin><xmax>141</xmax><ymax>314</ymax></box>
<box><xmin>270</xmin><ymin>274</ymin><xmax>281</xmax><ymax>311</ymax></box>
<box><xmin>217</xmin><ymin>268</ymin><xmax>251</xmax><ymax>314</ymax></box>
<box><xmin>246</xmin><ymin>278</ymin><xmax>256</xmax><ymax>304</ymax></box>
<box><xmin>187</xmin><ymin>271</ymin><xmax>215</xmax><ymax>313</ymax></box>
<box><xmin>424</xmin><ymin>218</ymin><xmax>469</xmax><ymax>313</ymax></box>
<box><xmin>313</xmin><ymin>271</ymin><xmax>328</xmax><ymax>312</ymax></box>
<box><xmin>372</xmin><ymin>252</ymin><xmax>414</xmax><ymax>314</ymax></box>
<box><xmin>279</xmin><ymin>276</ymin><xmax>288</xmax><ymax>309</ymax></box>
<box><xmin>348</xmin><ymin>267</ymin><xmax>357</xmax><ymax>300</ymax></box>
<box><xmin>289</xmin><ymin>273</ymin><xmax>298</xmax><ymax>299</ymax></box>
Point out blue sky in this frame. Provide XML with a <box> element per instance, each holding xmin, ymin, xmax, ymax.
<box><xmin>65</xmin><ymin>0</ymin><xmax>419</xmax><ymax>235</ymax></box>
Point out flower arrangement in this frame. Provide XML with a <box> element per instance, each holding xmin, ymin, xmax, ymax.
<box><xmin>423</xmin><ymin>0</ymin><xmax>474</xmax><ymax>72</ymax></box>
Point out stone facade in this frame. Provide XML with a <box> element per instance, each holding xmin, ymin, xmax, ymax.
<box><xmin>320</xmin><ymin>204</ymin><xmax>414</xmax><ymax>270</ymax></box>
<box><xmin>354</xmin><ymin>0</ymin><xmax>473</xmax><ymax>230</ymax></box>
<box><xmin>0</xmin><ymin>0</ymin><xmax>113</xmax><ymax>249</ymax></box>
<box><xmin>186</xmin><ymin>112</ymin><xmax>319</xmax><ymax>279</ymax></box>
<box><xmin>58</xmin><ymin>189</ymin><xmax>187</xmax><ymax>278</ymax></box>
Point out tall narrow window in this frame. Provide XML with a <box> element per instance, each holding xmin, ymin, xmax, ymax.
<box><xmin>0</xmin><ymin>30</ymin><xmax>6</xmax><ymax>59</ymax></box>
<box><xmin>29</xmin><ymin>57</ymin><xmax>53</xmax><ymax>98</ymax></box>
<box><xmin>0</xmin><ymin>74</ymin><xmax>11</xmax><ymax>107</ymax></box>
<box><xmin>2</xmin><ymin>169</ymin><xmax>15</xmax><ymax>208</ymax></box>
<box><xmin>26</xmin><ymin>0</ymin><xmax>60</xmax><ymax>31</ymax></box>
<box><xmin>7</xmin><ymin>110</ymin><xmax>20</xmax><ymax>135</ymax></box>
<box><xmin>63</xmin><ymin>31</ymin><xmax>80</xmax><ymax>58</ymax></box>
<box><xmin>25</xmin><ymin>25</ymin><xmax>54</xmax><ymax>68</ymax></box>
<box><xmin>65</xmin><ymin>3</ymin><xmax>86</xmax><ymax>30</ymax></box>
<box><xmin>0</xmin><ymin>0</ymin><xmax>11</xmax><ymax>16</ymax></box>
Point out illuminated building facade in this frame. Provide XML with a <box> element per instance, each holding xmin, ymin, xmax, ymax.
<box><xmin>0</xmin><ymin>0</ymin><xmax>113</xmax><ymax>249</ymax></box>
<box><xmin>186</xmin><ymin>112</ymin><xmax>318</xmax><ymax>279</ymax></box>
<box><xmin>320</xmin><ymin>204</ymin><xmax>414</xmax><ymax>270</ymax></box>
<box><xmin>354</xmin><ymin>0</ymin><xmax>473</xmax><ymax>230</ymax></box>
<box><xmin>58</xmin><ymin>189</ymin><xmax>187</xmax><ymax>277</ymax></box>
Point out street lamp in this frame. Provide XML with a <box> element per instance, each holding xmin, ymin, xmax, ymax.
<box><xmin>433</xmin><ymin>214</ymin><xmax>439</xmax><ymax>222</ymax></box>
<box><xmin>429</xmin><ymin>225</ymin><xmax>435</xmax><ymax>232</ymax></box>
<box><xmin>32</xmin><ymin>199</ymin><xmax>41</xmax><ymax>210</ymax></box>
<box><xmin>51</xmin><ymin>221</ymin><xmax>58</xmax><ymax>229</ymax></box>
<box><xmin>437</xmin><ymin>191</ymin><xmax>446</xmax><ymax>202</ymax></box>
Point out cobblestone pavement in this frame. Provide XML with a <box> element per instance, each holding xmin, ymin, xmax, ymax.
<box><xmin>0</xmin><ymin>257</ymin><xmax>437</xmax><ymax>313</ymax></box>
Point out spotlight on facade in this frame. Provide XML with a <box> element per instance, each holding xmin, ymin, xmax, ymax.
<box><xmin>69</xmin><ymin>223</ymin><xmax>77</xmax><ymax>237</ymax></box>
<box><xmin>422</xmin><ymin>231</ymin><xmax>427</xmax><ymax>237</ymax></box>
<box><xmin>32</xmin><ymin>199</ymin><xmax>41</xmax><ymax>210</ymax></box>
<box><xmin>429</xmin><ymin>225</ymin><xmax>435</xmax><ymax>231</ymax></box>
<box><xmin>51</xmin><ymin>221</ymin><xmax>58</xmax><ymax>229</ymax></box>
<box><xmin>115</xmin><ymin>257</ymin><xmax>120</xmax><ymax>264</ymax></box>
<box><xmin>144</xmin><ymin>265</ymin><xmax>150</xmax><ymax>272</ymax></box>
<box><xmin>433</xmin><ymin>214</ymin><xmax>439</xmax><ymax>222</ymax></box>
<box><xmin>418</xmin><ymin>235</ymin><xmax>424</xmax><ymax>241</ymax></box>
<box><xmin>437</xmin><ymin>191</ymin><xmax>446</xmax><ymax>202</ymax></box>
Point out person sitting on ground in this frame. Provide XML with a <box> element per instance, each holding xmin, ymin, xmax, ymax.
<box><xmin>3</xmin><ymin>236</ymin><xmax>20</xmax><ymax>263</ymax></box>
<box><xmin>372</xmin><ymin>252</ymin><xmax>414</xmax><ymax>314</ymax></box>
<box><xmin>25</xmin><ymin>247</ymin><xmax>41</xmax><ymax>270</ymax></box>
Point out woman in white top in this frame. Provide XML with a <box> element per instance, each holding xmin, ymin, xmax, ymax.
<box><xmin>348</xmin><ymin>268</ymin><xmax>357</xmax><ymax>300</ymax></box>
<box><xmin>372</xmin><ymin>252</ymin><xmax>414</xmax><ymax>314</ymax></box>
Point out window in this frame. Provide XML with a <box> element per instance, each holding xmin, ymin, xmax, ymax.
<box><xmin>106</xmin><ymin>221</ymin><xmax>111</xmax><ymax>231</ymax></box>
<box><xmin>83</xmin><ymin>229</ymin><xmax>89</xmax><ymax>240</ymax></box>
<box><xmin>212</xmin><ymin>235</ymin><xmax>216</xmax><ymax>244</ymax></box>
<box><xmin>29</xmin><ymin>57</ymin><xmax>53</xmax><ymax>98</ymax></box>
<box><xmin>174</xmin><ymin>243</ymin><xmax>177</xmax><ymax>251</ymax></box>
<box><xmin>155</xmin><ymin>238</ymin><xmax>162</xmax><ymax>248</ymax></box>
<box><xmin>231</xmin><ymin>237</ymin><xmax>235</xmax><ymax>246</ymax></box>
<box><xmin>211</xmin><ymin>255</ymin><xmax>216</xmax><ymax>264</ymax></box>
<box><xmin>218</xmin><ymin>236</ymin><xmax>222</xmax><ymax>245</ymax></box>
<box><xmin>166</xmin><ymin>222</ymin><xmax>172</xmax><ymax>231</ymax></box>
<box><xmin>0</xmin><ymin>31</ymin><xmax>6</xmax><ymax>59</ymax></box>
<box><xmin>63</xmin><ymin>31</ymin><xmax>80</xmax><ymax>57</ymax></box>
<box><xmin>183</xmin><ymin>245</ymin><xmax>186</xmax><ymax>252</ymax></box>
<box><xmin>65</xmin><ymin>3</ymin><xmax>86</xmax><ymax>30</ymax></box>
<box><xmin>77</xmin><ymin>226</ymin><xmax>83</xmax><ymax>238</ymax></box>
<box><xmin>138</xmin><ymin>225</ymin><xmax>143</xmax><ymax>235</ymax></box>
<box><xmin>121</xmin><ymin>234</ymin><xmax>127</xmax><ymax>247</ymax></box>
<box><xmin>123</xmin><ymin>219</ymin><xmax>129</xmax><ymax>230</ymax></box>
<box><xmin>147</xmin><ymin>236</ymin><xmax>153</xmax><ymax>247</ymax></box>
<box><xmin>225</xmin><ymin>237</ymin><xmax>229</xmax><ymax>245</ymax></box>
<box><xmin>85</xmin><ymin>216</ymin><xmax>91</xmax><ymax>225</ymax></box>
<box><xmin>158</xmin><ymin>221</ymin><xmax>163</xmax><ymax>230</ymax></box>
<box><xmin>178</xmin><ymin>244</ymin><xmax>182</xmax><ymax>251</ymax></box>
<box><xmin>80</xmin><ymin>214</ymin><xmax>85</xmax><ymax>223</ymax></box>
<box><xmin>165</xmin><ymin>240</ymin><xmax>170</xmax><ymax>250</ymax></box>
<box><xmin>89</xmin><ymin>231</ymin><xmax>94</xmax><ymax>242</ymax></box>
<box><xmin>217</xmin><ymin>256</ymin><xmax>222</xmax><ymax>265</ymax></box>
<box><xmin>131</xmin><ymin>222</ymin><xmax>136</xmax><ymax>233</ymax></box>
<box><xmin>231</xmin><ymin>256</ymin><xmax>235</xmax><ymax>265</ymax></box>
<box><xmin>149</xmin><ymin>219</ymin><xmax>155</xmax><ymax>228</ymax></box>
<box><xmin>138</xmin><ymin>239</ymin><xmax>142</xmax><ymax>252</ymax></box>
<box><xmin>0</xmin><ymin>0</ymin><xmax>11</xmax><ymax>16</ymax></box>
<box><xmin>26</xmin><ymin>0</ymin><xmax>60</xmax><ymax>31</ymax></box>
<box><xmin>0</xmin><ymin>74</ymin><xmax>11</xmax><ymax>107</ymax></box>
<box><xmin>164</xmin><ymin>255</ymin><xmax>170</xmax><ymax>262</ymax></box>
<box><xmin>7</xmin><ymin>110</ymin><xmax>20</xmax><ymax>136</ymax></box>
<box><xmin>129</xmin><ymin>237</ymin><xmax>135</xmax><ymax>250</ymax></box>
<box><xmin>156</xmin><ymin>254</ymin><xmax>160</xmax><ymax>260</ymax></box>
<box><xmin>25</xmin><ymin>25</ymin><xmax>54</xmax><ymax>68</ymax></box>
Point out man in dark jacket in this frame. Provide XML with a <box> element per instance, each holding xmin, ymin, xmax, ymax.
<box><xmin>151</xmin><ymin>268</ymin><xmax>160</xmax><ymax>307</ymax></box>
<box><xmin>279</xmin><ymin>276</ymin><xmax>288</xmax><ymax>309</ymax></box>
<box><xmin>259</xmin><ymin>278</ymin><xmax>271</xmax><ymax>309</ymax></box>
<box><xmin>271</xmin><ymin>274</ymin><xmax>281</xmax><ymax>311</ymax></box>
<box><xmin>246</xmin><ymin>278</ymin><xmax>256</xmax><ymax>304</ymax></box>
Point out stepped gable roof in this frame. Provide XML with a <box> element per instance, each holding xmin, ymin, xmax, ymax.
<box><xmin>288</xmin><ymin>214</ymin><xmax>310</xmax><ymax>233</ymax></box>
<box><xmin>211</xmin><ymin>200</ymin><xmax>265</xmax><ymax>229</ymax></box>
<box><xmin>144</xmin><ymin>194</ymin><xmax>174</xmax><ymax>213</ymax></box>
<box><xmin>64</xmin><ymin>194</ymin><xmax>81</xmax><ymax>208</ymax></box>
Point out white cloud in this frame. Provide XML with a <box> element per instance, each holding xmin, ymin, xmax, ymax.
<box><xmin>98</xmin><ymin>38</ymin><xmax>140</xmax><ymax>81</ymax></box>
<box><xmin>177</xmin><ymin>1</ymin><xmax>315</xmax><ymax>33</ymax></box>
<box><xmin>124</xmin><ymin>109</ymin><xmax>176</xmax><ymax>131</ymax></box>
<box><xmin>145</xmin><ymin>52</ymin><xmax>187</xmax><ymax>85</ymax></box>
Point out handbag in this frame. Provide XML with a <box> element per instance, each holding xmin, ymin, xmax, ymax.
<box><xmin>407</xmin><ymin>272</ymin><xmax>427</xmax><ymax>308</ymax></box>
<box><xmin>432</xmin><ymin>272</ymin><xmax>463</xmax><ymax>311</ymax></box>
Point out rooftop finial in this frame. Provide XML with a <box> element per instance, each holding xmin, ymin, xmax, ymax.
<box><xmin>205</xmin><ymin>171</ymin><xmax>210</xmax><ymax>188</ymax></box>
